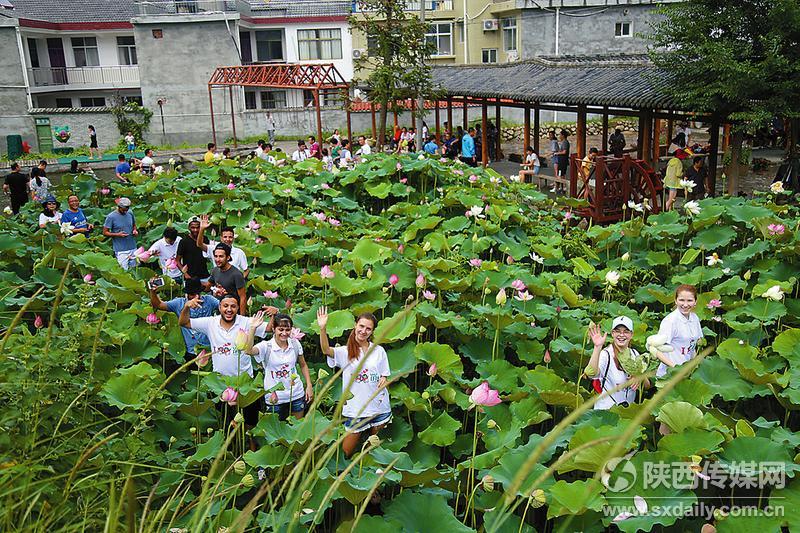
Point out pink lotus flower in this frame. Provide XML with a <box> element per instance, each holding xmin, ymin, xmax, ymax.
<box><xmin>544</xmin><ymin>350</ymin><xmax>551</xmax><ymax>364</ymax></box>
<box><xmin>422</xmin><ymin>290</ymin><xmax>436</xmax><ymax>301</ymax></box>
<box><xmin>564</xmin><ymin>211</ymin><xmax>573</xmax><ymax>221</ymax></box>
<box><xmin>255</xmin><ymin>237</ymin><xmax>264</xmax><ymax>244</ymax></box>
<box><xmin>220</xmin><ymin>198</ymin><xmax>225</xmax><ymax>206</ymax></box>
<box><xmin>453</xmin><ymin>169</ymin><xmax>464</xmax><ymax>176</ymax></box>
<box><xmin>468</xmin><ymin>175</ymin><xmax>478</xmax><ymax>183</ymax></box>
<box><xmin>320</xmin><ymin>265</ymin><xmax>335</xmax><ymax>279</ymax></box>
<box><xmin>165</xmin><ymin>258</ymin><xmax>178</xmax><ymax>270</ymax></box>
<box><xmin>511</xmin><ymin>279</ymin><xmax>526</xmax><ymax>292</ymax></box>
<box><xmin>313</xmin><ymin>212</ymin><xmax>326</xmax><ymax>222</ymax></box>
<box><xmin>196</xmin><ymin>349</ymin><xmax>210</xmax><ymax>367</ymax></box>
<box><xmin>439</xmin><ymin>157</ymin><xmax>448</xmax><ymax>163</ymax></box>
<box><xmin>248</xmin><ymin>220</ymin><xmax>261</xmax><ymax>231</ymax></box>
<box><xmin>707</xmin><ymin>299</ymin><xmax>722</xmax><ymax>309</ymax></box>
<box><xmin>100</xmin><ymin>187</ymin><xmax>110</xmax><ymax>195</ymax></box>
<box><xmin>400</xmin><ymin>178</ymin><xmax>408</xmax><ymax>184</ymax></box>
<box><xmin>465</xmin><ymin>210</ymin><xmax>473</xmax><ymax>217</ymax></box>
<box><xmin>146</xmin><ymin>313</ymin><xmax>160</xmax><ymax>325</ymax></box>
<box><xmin>389</xmin><ymin>274</ymin><xmax>399</xmax><ymax>286</ymax></box>
<box><xmin>469</xmin><ymin>258</ymin><xmax>483</xmax><ymax>268</ymax></box>
<box><xmin>268</xmin><ymin>391</ymin><xmax>279</xmax><ymax>405</ymax></box>
<box><xmin>263</xmin><ymin>290</ymin><xmax>279</xmax><ymax>299</ymax></box>
<box><xmin>282</xmin><ymin>188</ymin><xmax>292</xmax><ymax>194</ymax></box>
<box><xmin>768</xmin><ymin>223</ymin><xmax>785</xmax><ymax>236</ymax></box>
<box><xmin>514</xmin><ymin>290</ymin><xmax>534</xmax><ymax>302</ymax></box>
<box><xmin>290</xmin><ymin>327</ymin><xmax>305</xmax><ymax>340</ymax></box>
<box><xmin>320</xmin><ymin>183</ymin><xmax>330</xmax><ymax>190</ymax></box>
<box><xmin>34</xmin><ymin>315</ymin><xmax>43</xmax><ymax>329</ymax></box>
<box><xmin>83</xmin><ymin>273</ymin><xmax>94</xmax><ymax>284</ymax></box>
<box><xmin>221</xmin><ymin>387</ymin><xmax>238</xmax><ymax>406</ymax></box>
<box><xmin>396</xmin><ymin>162</ymin><xmax>403</xmax><ymax>171</ymax></box>
<box><xmin>416</xmin><ymin>274</ymin><xmax>426</xmax><ymax>288</ymax></box>
<box><xmin>397</xmin><ymin>244</ymin><xmax>405</xmax><ymax>254</ymax></box>
<box><xmin>328</xmin><ymin>218</ymin><xmax>341</xmax><ymax>227</ymax></box>
<box><xmin>427</xmin><ymin>363</ymin><xmax>437</xmax><ymax>377</ymax></box>
<box><xmin>469</xmin><ymin>381</ymin><xmax>502</xmax><ymax>407</ymax></box>
<box><xmin>227</xmin><ymin>181</ymin><xmax>236</xmax><ymax>190</ymax></box>
<box><xmin>285</xmin><ymin>298</ymin><xmax>292</xmax><ymax>310</ymax></box>
<box><xmin>135</xmin><ymin>247</ymin><xmax>151</xmax><ymax>262</ymax></box>
<box><xmin>506</xmin><ymin>256</ymin><xmax>515</xmax><ymax>264</ymax></box>
<box><xmin>299</xmin><ymin>217</ymin><xmax>307</xmax><ymax>225</ymax></box>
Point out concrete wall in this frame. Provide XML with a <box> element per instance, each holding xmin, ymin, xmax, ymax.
<box><xmin>30</xmin><ymin>109</ymin><xmax>118</xmax><ymax>151</ymax></box>
<box><xmin>0</xmin><ymin>20</ymin><xmax>36</xmax><ymax>155</ymax></box>
<box><xmin>521</xmin><ymin>5</ymin><xmax>659</xmax><ymax>58</ymax></box>
<box><xmin>133</xmin><ymin>15</ymin><xmax>242</xmax><ymax>145</ymax></box>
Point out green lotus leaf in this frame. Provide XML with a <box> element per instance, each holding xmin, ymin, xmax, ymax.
<box><xmin>655</xmin><ymin>401</ymin><xmax>706</xmax><ymax>433</ymax></box>
<box><xmin>692</xmin><ymin>224</ymin><xmax>737</xmax><ymax>250</ymax></box>
<box><xmin>187</xmin><ymin>430</ymin><xmax>224</xmax><ymax>463</ymax></box>
<box><xmin>418</xmin><ymin>411</ymin><xmax>461</xmax><ymax>446</ymax></box>
<box><xmin>657</xmin><ymin>428</ymin><xmax>725</xmax><ymax>456</ymax></box>
<box><xmin>414</xmin><ymin>342</ymin><xmax>464</xmax><ymax>380</ymax></box>
<box><xmin>546</xmin><ymin>478</ymin><xmax>606</xmax><ymax>519</ymax></box>
<box><xmin>306</xmin><ymin>310</ymin><xmax>354</xmax><ymax>338</ymax></box>
<box><xmin>100</xmin><ymin>362</ymin><xmax>163</xmax><ymax>410</ymax></box>
<box><xmin>244</xmin><ymin>445</ymin><xmax>290</xmax><ymax>469</ymax></box>
<box><xmin>372</xmin><ymin>308</ymin><xmax>417</xmax><ymax>343</ymax></box>
<box><xmin>557</xmin><ymin>424</ymin><xmax>644</xmax><ymax>474</ymax></box>
<box><xmin>337</xmin><ymin>515</ymin><xmax>403</xmax><ymax>533</ymax></box>
<box><xmin>383</xmin><ymin>491</ymin><xmax>473</xmax><ymax>533</ymax></box>
<box><xmin>725</xmin><ymin>202</ymin><xmax>775</xmax><ymax>225</ymax></box>
<box><xmin>718</xmin><ymin>436</ymin><xmax>800</xmax><ymax>478</ymax></box>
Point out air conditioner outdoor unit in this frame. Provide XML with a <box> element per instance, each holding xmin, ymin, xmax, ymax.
<box><xmin>483</xmin><ymin>19</ymin><xmax>499</xmax><ymax>31</ymax></box>
<box><xmin>506</xmin><ymin>50</ymin><xmax>518</xmax><ymax>62</ymax></box>
<box><xmin>352</xmin><ymin>49</ymin><xmax>366</xmax><ymax>59</ymax></box>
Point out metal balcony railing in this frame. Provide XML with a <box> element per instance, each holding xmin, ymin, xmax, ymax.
<box><xmin>133</xmin><ymin>0</ymin><xmax>238</xmax><ymax>15</ymax></box>
<box><xmin>27</xmin><ymin>66</ymin><xmax>140</xmax><ymax>88</ymax></box>
<box><xmin>353</xmin><ymin>0</ymin><xmax>453</xmax><ymax>12</ymax></box>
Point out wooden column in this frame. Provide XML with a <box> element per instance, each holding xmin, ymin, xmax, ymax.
<box><xmin>446</xmin><ymin>97</ymin><xmax>453</xmax><ymax>133</ymax></box>
<box><xmin>209</xmin><ymin>86</ymin><xmax>217</xmax><ymax>146</ymax></box>
<box><xmin>708</xmin><ymin>119</ymin><xmax>720</xmax><ymax>196</ymax></box>
<box><xmin>576</xmin><ymin>105</ymin><xmax>587</xmax><ymax>158</ymax></box>
<box><xmin>228</xmin><ymin>86</ymin><xmax>238</xmax><ymax>148</ymax></box>
<box><xmin>370</xmin><ymin>102</ymin><xmax>377</xmax><ymax>141</ymax></box>
<box><xmin>434</xmin><ymin>101</ymin><xmax>441</xmax><ymax>142</ymax></box>
<box><xmin>533</xmin><ymin>102</ymin><xmax>540</xmax><ymax>154</ymax></box>
<box><xmin>523</xmin><ymin>103</ymin><xmax>531</xmax><ymax>155</ymax></box>
<box><xmin>636</xmin><ymin>113</ymin><xmax>645</xmax><ymax>160</ymax></box>
<box><xmin>495</xmin><ymin>97</ymin><xmax>501</xmax><ymax>161</ymax></box>
<box><xmin>639</xmin><ymin>111</ymin><xmax>652</xmax><ymax>164</ymax></box>
<box><xmin>411</xmin><ymin>99</ymin><xmax>416</xmax><ymax>129</ymax></box>
<box><xmin>481</xmin><ymin>99</ymin><xmax>488</xmax><ymax>168</ymax></box>
<box><xmin>652</xmin><ymin>117</ymin><xmax>661</xmax><ymax>162</ymax></box>
<box><xmin>722</xmin><ymin>123</ymin><xmax>731</xmax><ymax>154</ymax></box>
<box><xmin>601</xmin><ymin>107</ymin><xmax>609</xmax><ymax>153</ymax></box>
<box><xmin>314</xmin><ymin>89</ymin><xmax>323</xmax><ymax>147</ymax></box>
<box><xmin>345</xmin><ymin>93</ymin><xmax>352</xmax><ymax>146</ymax></box>
<box><xmin>393</xmin><ymin>107</ymin><xmax>398</xmax><ymax>128</ymax></box>
<box><xmin>666</xmin><ymin>113</ymin><xmax>674</xmax><ymax>147</ymax></box>
<box><xmin>463</xmin><ymin>95</ymin><xmax>469</xmax><ymax>132</ymax></box>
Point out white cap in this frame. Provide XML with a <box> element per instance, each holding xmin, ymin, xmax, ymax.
<box><xmin>612</xmin><ymin>316</ymin><xmax>634</xmax><ymax>331</ymax></box>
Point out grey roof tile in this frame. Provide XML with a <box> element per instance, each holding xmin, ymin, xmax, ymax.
<box><xmin>7</xmin><ymin>0</ymin><xmax>136</xmax><ymax>23</ymax></box>
<box><xmin>242</xmin><ymin>0</ymin><xmax>350</xmax><ymax>18</ymax></box>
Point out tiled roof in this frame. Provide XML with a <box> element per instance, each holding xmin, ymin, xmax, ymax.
<box><xmin>243</xmin><ymin>0</ymin><xmax>350</xmax><ymax>18</ymax></box>
<box><xmin>6</xmin><ymin>0</ymin><xmax>136</xmax><ymax>23</ymax></box>
<box><xmin>431</xmin><ymin>55</ymin><xmax>677</xmax><ymax>109</ymax></box>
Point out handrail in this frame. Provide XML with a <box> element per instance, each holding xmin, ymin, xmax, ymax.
<box><xmin>27</xmin><ymin>66</ymin><xmax>140</xmax><ymax>88</ymax></box>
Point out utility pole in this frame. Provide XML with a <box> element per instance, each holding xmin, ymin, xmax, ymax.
<box><xmin>416</xmin><ymin>0</ymin><xmax>426</xmax><ymax>152</ymax></box>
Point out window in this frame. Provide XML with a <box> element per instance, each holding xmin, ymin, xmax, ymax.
<box><xmin>458</xmin><ymin>22</ymin><xmax>464</xmax><ymax>43</ymax></box>
<box><xmin>426</xmin><ymin>22</ymin><xmax>453</xmax><ymax>56</ymax></box>
<box><xmin>122</xmin><ymin>96</ymin><xmax>143</xmax><ymax>105</ymax></box>
<box><xmin>501</xmin><ymin>18</ymin><xmax>517</xmax><ymax>51</ymax></box>
<box><xmin>298</xmin><ymin>29</ymin><xmax>343</xmax><ymax>60</ymax></box>
<box><xmin>117</xmin><ymin>36</ymin><xmax>137</xmax><ymax>65</ymax></box>
<box><xmin>615</xmin><ymin>21</ymin><xmax>632</xmax><ymax>38</ymax></box>
<box><xmin>255</xmin><ymin>30</ymin><xmax>284</xmax><ymax>62</ymax></box>
<box><xmin>80</xmin><ymin>97</ymin><xmax>106</xmax><ymax>108</ymax></box>
<box><xmin>27</xmin><ymin>38</ymin><xmax>40</xmax><ymax>68</ymax></box>
<box><xmin>481</xmin><ymin>49</ymin><xmax>497</xmax><ymax>64</ymax></box>
<box><xmin>56</xmin><ymin>98</ymin><xmax>73</xmax><ymax>109</ymax></box>
<box><xmin>260</xmin><ymin>91</ymin><xmax>286</xmax><ymax>109</ymax></box>
<box><xmin>72</xmin><ymin>37</ymin><xmax>99</xmax><ymax>67</ymax></box>
<box><xmin>245</xmin><ymin>92</ymin><xmax>257</xmax><ymax>110</ymax></box>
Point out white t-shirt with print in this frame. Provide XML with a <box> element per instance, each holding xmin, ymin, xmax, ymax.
<box><xmin>327</xmin><ymin>344</ymin><xmax>391</xmax><ymax>418</ymax></box>
<box><xmin>656</xmin><ymin>308</ymin><xmax>703</xmax><ymax>377</ymax></box>
<box><xmin>204</xmin><ymin>240</ymin><xmax>248</xmax><ymax>273</ymax></box>
<box><xmin>339</xmin><ymin>149</ymin><xmax>352</xmax><ymax>167</ymax></box>
<box><xmin>526</xmin><ymin>152</ymin><xmax>540</xmax><ymax>167</ymax></box>
<box><xmin>595</xmin><ymin>346</ymin><xmax>638</xmax><ymax>410</ymax></box>
<box><xmin>254</xmin><ymin>337</ymin><xmax>304</xmax><ymax>404</ymax></box>
<box><xmin>39</xmin><ymin>211</ymin><xmax>61</xmax><ymax>226</ymax></box>
<box><xmin>189</xmin><ymin>315</ymin><xmax>267</xmax><ymax>377</ymax></box>
<box><xmin>148</xmin><ymin>236</ymin><xmax>182</xmax><ymax>278</ymax></box>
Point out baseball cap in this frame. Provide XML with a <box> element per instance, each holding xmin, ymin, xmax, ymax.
<box><xmin>117</xmin><ymin>197</ymin><xmax>131</xmax><ymax>207</ymax></box>
<box><xmin>187</xmin><ymin>215</ymin><xmax>201</xmax><ymax>225</ymax></box>
<box><xmin>612</xmin><ymin>316</ymin><xmax>634</xmax><ymax>331</ymax></box>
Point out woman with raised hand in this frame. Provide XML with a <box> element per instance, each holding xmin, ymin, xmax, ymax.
<box><xmin>654</xmin><ymin>284</ymin><xmax>703</xmax><ymax>377</ymax></box>
<box><xmin>317</xmin><ymin>306</ymin><xmax>391</xmax><ymax>457</ymax></box>
<box><xmin>247</xmin><ymin>313</ymin><xmax>312</xmax><ymax>421</ymax></box>
<box><xmin>587</xmin><ymin>317</ymin><xmax>648</xmax><ymax>410</ymax></box>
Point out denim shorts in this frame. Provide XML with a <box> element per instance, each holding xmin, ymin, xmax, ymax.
<box><xmin>265</xmin><ymin>397</ymin><xmax>305</xmax><ymax>415</ymax></box>
<box><xmin>343</xmin><ymin>411</ymin><xmax>392</xmax><ymax>433</ymax></box>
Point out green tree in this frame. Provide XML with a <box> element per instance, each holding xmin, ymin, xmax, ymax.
<box><xmin>350</xmin><ymin>0</ymin><xmax>437</xmax><ymax>149</ymax></box>
<box><xmin>647</xmin><ymin>0</ymin><xmax>800</xmax><ymax>194</ymax></box>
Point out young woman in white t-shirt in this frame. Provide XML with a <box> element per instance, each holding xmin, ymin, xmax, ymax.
<box><xmin>317</xmin><ymin>306</ymin><xmax>391</xmax><ymax>457</ymax></box>
<box><xmin>587</xmin><ymin>317</ymin><xmax>649</xmax><ymax>409</ymax></box>
<box><xmin>655</xmin><ymin>284</ymin><xmax>703</xmax><ymax>377</ymax></box>
<box><xmin>38</xmin><ymin>196</ymin><xmax>61</xmax><ymax>228</ymax></box>
<box><xmin>518</xmin><ymin>146</ymin><xmax>541</xmax><ymax>183</ymax></box>
<box><xmin>247</xmin><ymin>313</ymin><xmax>312</xmax><ymax>421</ymax></box>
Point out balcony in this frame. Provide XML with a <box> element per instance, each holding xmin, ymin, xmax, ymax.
<box><xmin>27</xmin><ymin>66</ymin><xmax>140</xmax><ymax>90</ymax></box>
<box><xmin>353</xmin><ymin>0</ymin><xmax>453</xmax><ymax>12</ymax></box>
<box><xmin>133</xmin><ymin>0</ymin><xmax>238</xmax><ymax>15</ymax></box>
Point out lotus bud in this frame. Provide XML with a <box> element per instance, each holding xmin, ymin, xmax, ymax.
<box><xmin>416</xmin><ymin>274</ymin><xmax>426</xmax><ymax>287</ymax></box>
<box><xmin>487</xmin><ymin>419</ymin><xmax>497</xmax><ymax>429</ymax></box>
<box><xmin>83</xmin><ymin>273</ymin><xmax>94</xmax><ymax>284</ymax></box>
<box><xmin>506</xmin><ymin>255</ymin><xmax>515</xmax><ymax>265</ymax></box>
<box><xmin>389</xmin><ymin>274</ymin><xmax>399</xmax><ymax>286</ymax></box>
<box><xmin>145</xmin><ymin>313</ymin><xmax>160</xmax><ymax>325</ymax></box>
<box><xmin>221</xmin><ymin>387</ymin><xmax>238</xmax><ymax>406</ymax></box>
<box><xmin>366</xmin><ymin>268</ymin><xmax>373</xmax><ymax>279</ymax></box>
<box><xmin>481</xmin><ymin>474</ymin><xmax>495</xmax><ymax>492</ymax></box>
<box><xmin>196</xmin><ymin>349</ymin><xmax>210</xmax><ymax>368</ymax></box>
<box><xmin>544</xmin><ymin>350</ymin><xmax>551</xmax><ymax>364</ymax></box>
<box><xmin>233</xmin><ymin>460</ymin><xmax>246</xmax><ymax>475</ymax></box>
<box><xmin>621</xmin><ymin>252</ymin><xmax>630</xmax><ymax>262</ymax></box>
<box><xmin>207</xmin><ymin>427</ymin><xmax>214</xmax><ymax>435</ymax></box>
<box><xmin>422</xmin><ymin>241</ymin><xmax>431</xmax><ymax>252</ymax></box>
<box><xmin>189</xmin><ymin>427</ymin><xmax>197</xmax><ymax>435</ymax></box>
<box><xmin>419</xmin><ymin>325</ymin><xmax>427</xmax><ymax>333</ymax></box>
<box><xmin>241</xmin><ymin>474</ymin><xmax>255</xmax><ymax>488</ymax></box>
<box><xmin>743</xmin><ymin>269</ymin><xmax>751</xmax><ymax>280</ymax></box>
<box><xmin>421</xmin><ymin>391</ymin><xmax>430</xmax><ymax>400</ymax></box>
<box><xmin>484</xmin><ymin>287</ymin><xmax>492</xmax><ymax>295</ymax></box>
<box><xmin>472</xmin><ymin>233</ymin><xmax>478</xmax><ymax>242</ymax></box>
<box><xmin>495</xmin><ymin>288</ymin><xmax>507</xmax><ymax>305</ymax></box>
<box><xmin>34</xmin><ymin>315</ymin><xmax>44</xmax><ymax>329</ymax></box>
<box><xmin>169</xmin><ymin>436</ymin><xmax>177</xmax><ymax>444</ymax></box>
<box><xmin>233</xmin><ymin>412</ymin><xmax>244</xmax><ymax>424</ymax></box>
<box><xmin>398</xmin><ymin>244</ymin><xmax>404</xmax><ymax>254</ymax></box>
<box><xmin>427</xmin><ymin>363</ymin><xmax>437</xmax><ymax>377</ymax></box>
<box><xmin>367</xmin><ymin>435</ymin><xmax>381</xmax><ymax>447</ymax></box>
<box><xmin>530</xmin><ymin>488</ymin><xmax>546</xmax><ymax>508</ymax></box>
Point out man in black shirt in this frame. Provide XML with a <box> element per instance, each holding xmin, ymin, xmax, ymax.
<box><xmin>176</xmin><ymin>216</ymin><xmax>210</xmax><ymax>281</ymax></box>
<box><xmin>609</xmin><ymin>128</ymin><xmax>626</xmax><ymax>158</ymax></box>
<box><xmin>3</xmin><ymin>163</ymin><xmax>29</xmax><ymax>214</ymax></box>
<box><xmin>685</xmin><ymin>156</ymin><xmax>710</xmax><ymax>198</ymax></box>
<box><xmin>206</xmin><ymin>243</ymin><xmax>247</xmax><ymax>315</ymax></box>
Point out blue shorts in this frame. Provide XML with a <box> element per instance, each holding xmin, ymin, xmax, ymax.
<box><xmin>127</xmin><ymin>144</ymin><xmax>135</xmax><ymax>151</ymax></box>
<box><xmin>343</xmin><ymin>411</ymin><xmax>392</xmax><ymax>433</ymax></box>
<box><xmin>265</xmin><ymin>397</ymin><xmax>305</xmax><ymax>414</ymax></box>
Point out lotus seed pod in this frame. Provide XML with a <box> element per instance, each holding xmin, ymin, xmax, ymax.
<box><xmin>366</xmin><ymin>268</ymin><xmax>373</xmax><ymax>279</ymax></box>
<box><xmin>481</xmin><ymin>474</ymin><xmax>495</xmax><ymax>492</ymax></box>
<box><xmin>743</xmin><ymin>269</ymin><xmax>751</xmax><ymax>280</ymax></box>
<box><xmin>189</xmin><ymin>427</ymin><xmax>197</xmax><ymax>434</ymax></box>
<box><xmin>207</xmin><ymin>427</ymin><xmax>214</xmax><ymax>435</ymax></box>
<box><xmin>584</xmin><ymin>364</ymin><xmax>597</xmax><ymax>377</ymax></box>
<box><xmin>472</xmin><ymin>233</ymin><xmax>478</xmax><ymax>242</ymax></box>
<box><xmin>713</xmin><ymin>508</ymin><xmax>728</xmax><ymax>521</ymax></box>
<box><xmin>487</xmin><ymin>419</ymin><xmax>497</xmax><ymax>429</ymax></box>
<box><xmin>234</xmin><ymin>412</ymin><xmax>244</xmax><ymax>424</ymax></box>
<box><xmin>367</xmin><ymin>435</ymin><xmax>381</xmax><ymax>447</ymax></box>
<box><xmin>530</xmin><ymin>489</ymin><xmax>546</xmax><ymax>508</ymax></box>
<box><xmin>317</xmin><ymin>368</ymin><xmax>330</xmax><ymax>380</ymax></box>
<box><xmin>421</xmin><ymin>391</ymin><xmax>430</xmax><ymax>400</ymax></box>
<box><xmin>301</xmin><ymin>490</ymin><xmax>312</xmax><ymax>502</ymax></box>
<box><xmin>169</xmin><ymin>436</ymin><xmax>177</xmax><ymax>444</ymax></box>
<box><xmin>419</xmin><ymin>325</ymin><xmax>427</xmax><ymax>333</ymax></box>
<box><xmin>241</xmin><ymin>474</ymin><xmax>255</xmax><ymax>488</ymax></box>
<box><xmin>233</xmin><ymin>460</ymin><xmax>246</xmax><ymax>475</ymax></box>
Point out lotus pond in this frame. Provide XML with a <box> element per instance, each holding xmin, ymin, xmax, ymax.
<box><xmin>1</xmin><ymin>153</ymin><xmax>800</xmax><ymax>532</ymax></box>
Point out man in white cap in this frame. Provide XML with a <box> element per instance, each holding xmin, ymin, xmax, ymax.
<box><xmin>102</xmin><ymin>197</ymin><xmax>138</xmax><ymax>270</ymax></box>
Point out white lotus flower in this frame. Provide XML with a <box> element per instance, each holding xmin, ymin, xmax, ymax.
<box><xmin>529</xmin><ymin>252</ymin><xmax>544</xmax><ymax>264</ymax></box>
<box><xmin>771</xmin><ymin>181</ymin><xmax>785</xmax><ymax>194</ymax></box>
<box><xmin>490</xmin><ymin>176</ymin><xmax>501</xmax><ymax>185</ymax></box>
<box><xmin>169</xmin><ymin>158</ymin><xmax>176</xmax><ymax>165</ymax></box>
<box><xmin>627</xmin><ymin>200</ymin><xmax>644</xmax><ymax>213</ymax></box>
<box><xmin>762</xmin><ymin>285</ymin><xmax>785</xmax><ymax>301</ymax></box>
<box><xmin>470</xmin><ymin>205</ymin><xmax>485</xmax><ymax>218</ymax></box>
<box><xmin>605</xmin><ymin>270</ymin><xmax>621</xmax><ymax>286</ymax></box>
<box><xmin>3</xmin><ymin>206</ymin><xmax>12</xmax><ymax>215</ymax></box>
<box><xmin>684</xmin><ymin>200</ymin><xmax>701</xmax><ymax>216</ymax></box>
<box><xmin>621</xmin><ymin>252</ymin><xmax>630</xmax><ymax>262</ymax></box>
<box><xmin>705</xmin><ymin>253</ymin><xmax>723</xmax><ymax>266</ymax></box>
<box><xmin>59</xmin><ymin>222</ymin><xmax>74</xmax><ymax>235</ymax></box>
<box><xmin>679</xmin><ymin>179</ymin><xmax>695</xmax><ymax>192</ymax></box>
<box><xmin>153</xmin><ymin>166</ymin><xmax>164</xmax><ymax>175</ymax></box>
